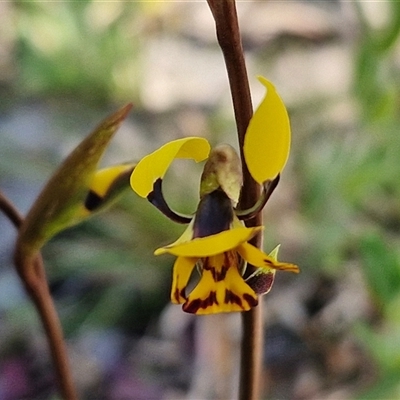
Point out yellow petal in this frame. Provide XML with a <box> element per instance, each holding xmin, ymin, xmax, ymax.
<box><xmin>155</xmin><ymin>226</ymin><xmax>263</xmax><ymax>257</ymax></box>
<box><xmin>154</xmin><ymin>220</ymin><xmax>195</xmax><ymax>256</ymax></box>
<box><xmin>130</xmin><ymin>137</ymin><xmax>210</xmax><ymax>198</ymax></box>
<box><xmin>237</xmin><ymin>242</ymin><xmax>299</xmax><ymax>272</ymax></box>
<box><xmin>183</xmin><ymin>252</ymin><xmax>258</xmax><ymax>314</ymax></box>
<box><xmin>171</xmin><ymin>256</ymin><xmax>197</xmax><ymax>304</ymax></box>
<box><xmin>244</xmin><ymin>76</ymin><xmax>291</xmax><ymax>184</ymax></box>
<box><xmin>78</xmin><ymin>163</ymin><xmax>136</xmax><ymax>218</ymax></box>
<box><xmin>89</xmin><ymin>164</ymin><xmax>135</xmax><ymax>198</ymax></box>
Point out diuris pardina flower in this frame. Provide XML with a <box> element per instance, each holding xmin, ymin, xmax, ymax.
<box><xmin>130</xmin><ymin>77</ymin><xmax>299</xmax><ymax>315</ymax></box>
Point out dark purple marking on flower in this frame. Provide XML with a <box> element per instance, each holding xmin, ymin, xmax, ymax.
<box><xmin>224</xmin><ymin>289</ymin><xmax>258</xmax><ymax>309</ymax></box>
<box><xmin>148</xmin><ymin>178</ymin><xmax>192</xmax><ymax>224</ymax></box>
<box><xmin>193</xmin><ymin>189</ymin><xmax>233</xmax><ymax>238</ymax></box>
<box><xmin>173</xmin><ymin>286</ymin><xmax>186</xmax><ymax>303</ymax></box>
<box><xmin>243</xmin><ymin>293</ymin><xmax>258</xmax><ymax>308</ymax></box>
<box><xmin>224</xmin><ymin>290</ymin><xmax>258</xmax><ymax>309</ymax></box>
<box><xmin>183</xmin><ymin>291</ymin><xmax>218</xmax><ymax>314</ymax></box>
<box><xmin>246</xmin><ymin>272</ymin><xmax>275</xmax><ymax>295</ymax></box>
<box><xmin>224</xmin><ymin>289</ymin><xmax>243</xmax><ymax>307</ymax></box>
<box><xmin>84</xmin><ymin>190</ymin><xmax>103</xmax><ymax>211</ymax></box>
<box><xmin>263</xmin><ymin>258</ymin><xmax>275</xmax><ymax>267</ymax></box>
<box><xmin>85</xmin><ymin>166</ymin><xmax>135</xmax><ymax>212</ymax></box>
<box><xmin>202</xmin><ymin>258</ymin><xmax>228</xmax><ymax>282</ymax></box>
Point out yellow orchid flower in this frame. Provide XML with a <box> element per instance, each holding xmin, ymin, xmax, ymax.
<box><xmin>157</xmin><ymin>222</ymin><xmax>298</xmax><ymax>314</ymax></box>
<box><xmin>130</xmin><ymin>77</ymin><xmax>298</xmax><ymax>314</ymax></box>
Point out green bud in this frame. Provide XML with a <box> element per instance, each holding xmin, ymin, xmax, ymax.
<box><xmin>199</xmin><ymin>144</ymin><xmax>242</xmax><ymax>205</ymax></box>
<box><xmin>16</xmin><ymin>104</ymin><xmax>132</xmax><ymax>260</ymax></box>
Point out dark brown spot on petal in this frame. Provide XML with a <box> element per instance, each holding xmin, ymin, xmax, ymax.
<box><xmin>263</xmin><ymin>258</ymin><xmax>275</xmax><ymax>267</ymax></box>
<box><xmin>84</xmin><ymin>190</ymin><xmax>103</xmax><ymax>211</ymax></box>
<box><xmin>173</xmin><ymin>287</ymin><xmax>186</xmax><ymax>303</ymax></box>
<box><xmin>183</xmin><ymin>291</ymin><xmax>218</xmax><ymax>314</ymax></box>
<box><xmin>203</xmin><ymin>258</ymin><xmax>229</xmax><ymax>282</ymax></box>
<box><xmin>243</xmin><ymin>293</ymin><xmax>258</xmax><ymax>308</ymax></box>
<box><xmin>224</xmin><ymin>289</ymin><xmax>243</xmax><ymax>307</ymax></box>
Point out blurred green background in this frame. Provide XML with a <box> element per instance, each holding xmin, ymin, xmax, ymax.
<box><xmin>1</xmin><ymin>1</ymin><xmax>400</xmax><ymax>399</ymax></box>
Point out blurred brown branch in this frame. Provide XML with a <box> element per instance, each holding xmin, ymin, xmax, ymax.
<box><xmin>0</xmin><ymin>190</ymin><xmax>77</xmax><ymax>400</ymax></box>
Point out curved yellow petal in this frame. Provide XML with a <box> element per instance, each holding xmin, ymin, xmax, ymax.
<box><xmin>244</xmin><ymin>76</ymin><xmax>291</xmax><ymax>184</ymax></box>
<box><xmin>130</xmin><ymin>137</ymin><xmax>211</xmax><ymax>197</ymax></box>
<box><xmin>171</xmin><ymin>256</ymin><xmax>197</xmax><ymax>304</ymax></box>
<box><xmin>237</xmin><ymin>242</ymin><xmax>299</xmax><ymax>272</ymax></box>
<box><xmin>155</xmin><ymin>226</ymin><xmax>263</xmax><ymax>257</ymax></box>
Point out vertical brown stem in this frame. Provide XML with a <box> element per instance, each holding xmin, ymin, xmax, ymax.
<box><xmin>16</xmin><ymin>253</ymin><xmax>78</xmax><ymax>400</ymax></box>
<box><xmin>206</xmin><ymin>1</ymin><xmax>263</xmax><ymax>399</ymax></box>
<box><xmin>1</xmin><ymin>191</ymin><xmax>77</xmax><ymax>400</ymax></box>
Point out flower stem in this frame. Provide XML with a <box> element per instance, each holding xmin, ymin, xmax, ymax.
<box><xmin>0</xmin><ymin>191</ymin><xmax>78</xmax><ymax>400</ymax></box>
<box><xmin>206</xmin><ymin>1</ymin><xmax>263</xmax><ymax>399</ymax></box>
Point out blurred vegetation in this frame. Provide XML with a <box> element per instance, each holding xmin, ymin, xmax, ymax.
<box><xmin>2</xmin><ymin>1</ymin><xmax>400</xmax><ymax>399</ymax></box>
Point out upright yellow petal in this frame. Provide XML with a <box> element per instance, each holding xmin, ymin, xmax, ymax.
<box><xmin>244</xmin><ymin>76</ymin><xmax>291</xmax><ymax>184</ymax></box>
<box><xmin>130</xmin><ymin>137</ymin><xmax>210</xmax><ymax>198</ymax></box>
<box><xmin>155</xmin><ymin>226</ymin><xmax>263</xmax><ymax>257</ymax></box>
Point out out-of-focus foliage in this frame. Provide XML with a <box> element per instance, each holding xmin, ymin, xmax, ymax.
<box><xmin>15</xmin><ymin>1</ymin><xmax>144</xmax><ymax>105</ymax></box>
<box><xmin>2</xmin><ymin>1</ymin><xmax>400</xmax><ymax>399</ymax></box>
<box><xmin>350</xmin><ymin>3</ymin><xmax>400</xmax><ymax>398</ymax></box>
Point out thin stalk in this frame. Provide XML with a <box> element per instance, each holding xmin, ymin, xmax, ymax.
<box><xmin>15</xmin><ymin>253</ymin><xmax>78</xmax><ymax>400</ymax></box>
<box><xmin>0</xmin><ymin>191</ymin><xmax>24</xmax><ymax>228</ymax></box>
<box><xmin>206</xmin><ymin>1</ymin><xmax>263</xmax><ymax>399</ymax></box>
<box><xmin>0</xmin><ymin>191</ymin><xmax>78</xmax><ymax>400</ymax></box>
